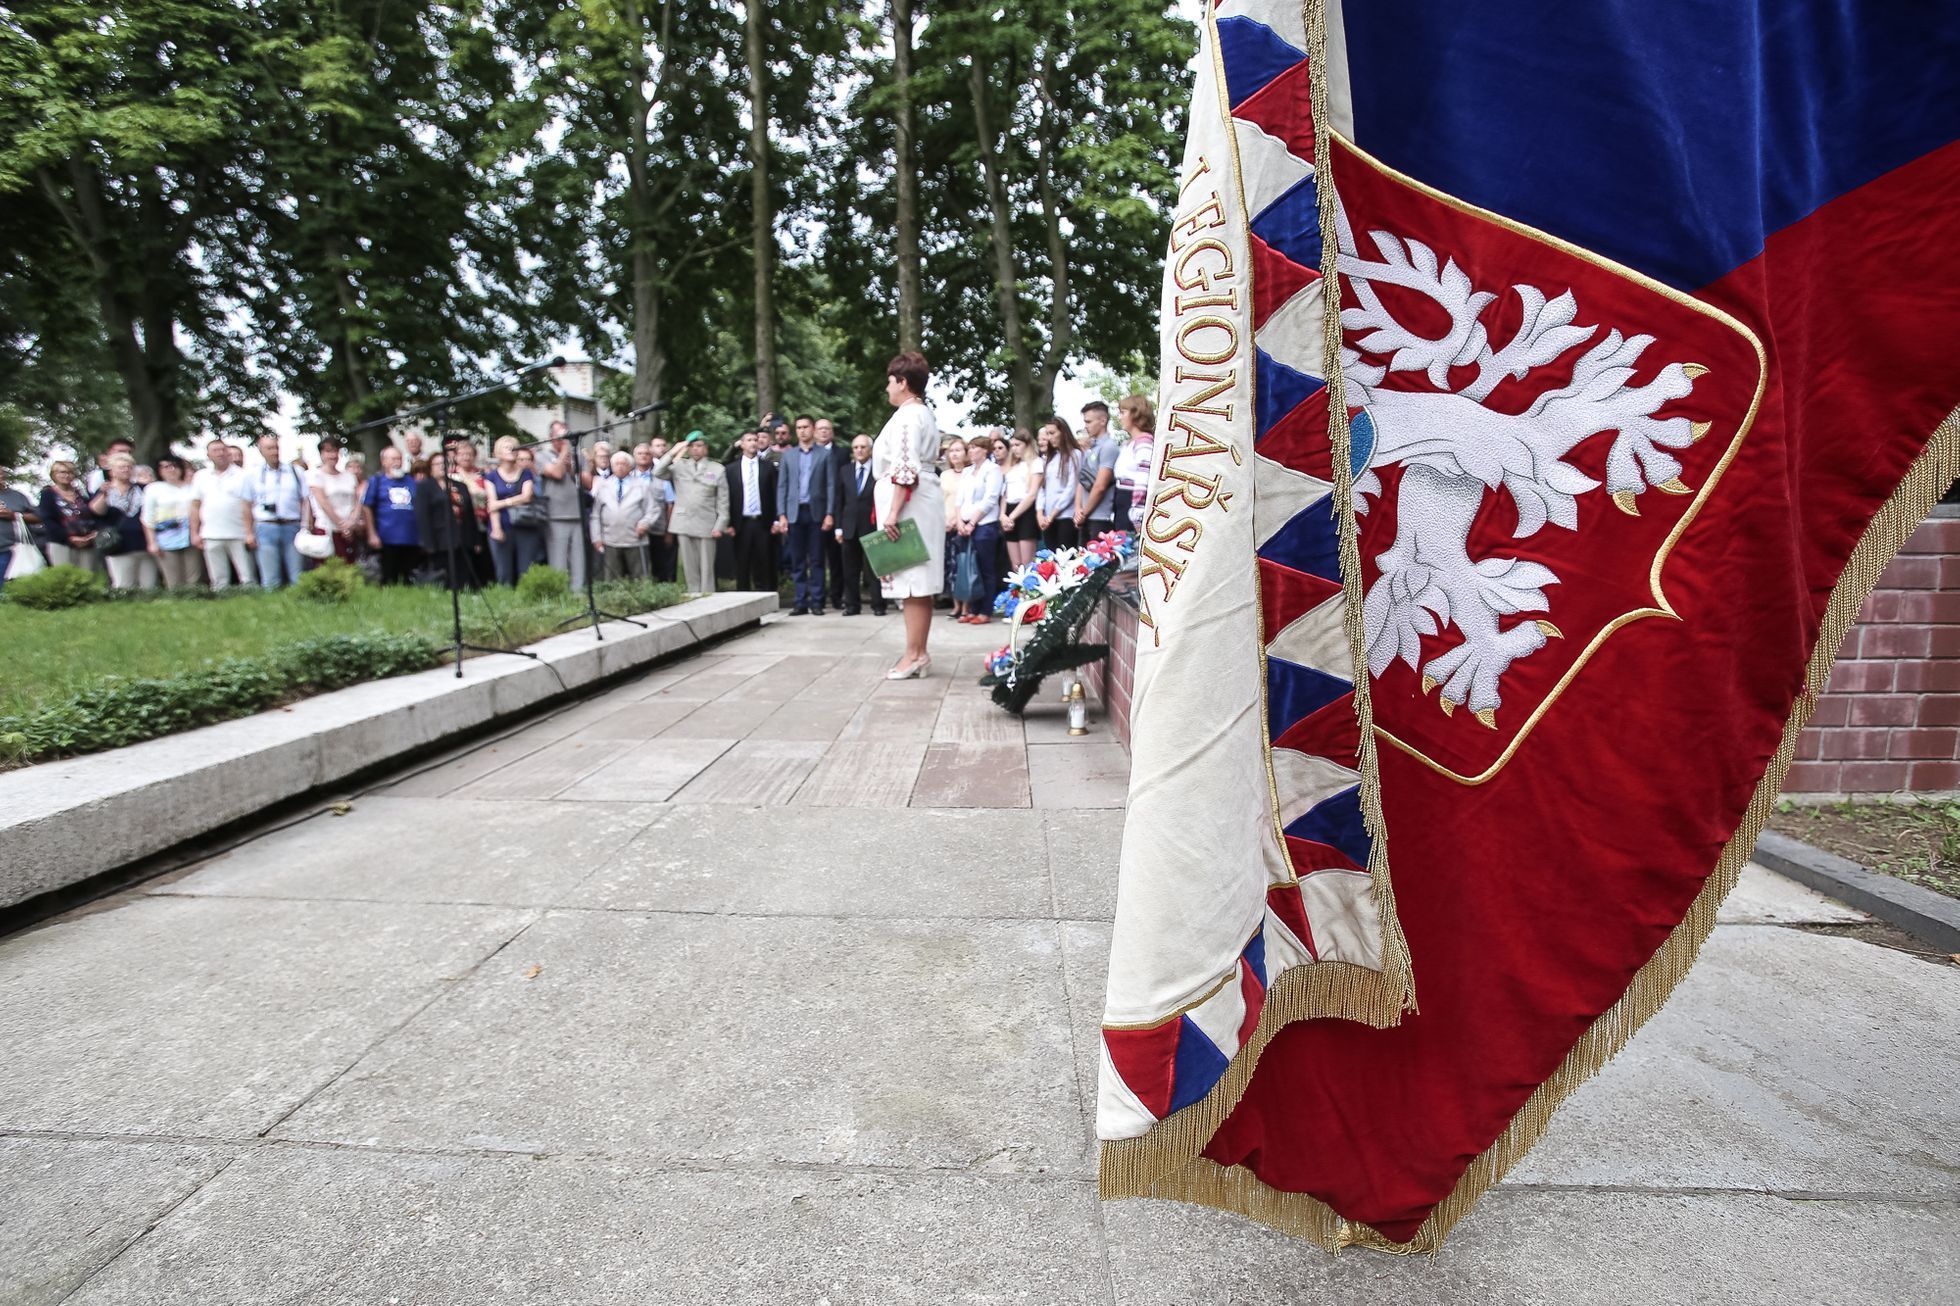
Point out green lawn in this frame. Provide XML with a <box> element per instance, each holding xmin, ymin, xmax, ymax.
<box><xmin>0</xmin><ymin>578</ymin><xmax>687</xmax><ymax>721</ymax></box>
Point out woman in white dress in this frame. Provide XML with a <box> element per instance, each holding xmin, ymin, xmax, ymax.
<box><xmin>872</xmin><ymin>350</ymin><xmax>944</xmax><ymax>679</ymax></box>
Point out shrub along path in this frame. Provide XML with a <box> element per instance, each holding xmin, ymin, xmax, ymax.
<box><xmin>0</xmin><ymin>574</ymin><xmax>685</xmax><ymax>766</ymax></box>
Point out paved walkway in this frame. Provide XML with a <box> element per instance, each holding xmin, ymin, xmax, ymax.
<box><xmin>3</xmin><ymin>612</ymin><xmax>1956</xmax><ymax>1304</ymax></box>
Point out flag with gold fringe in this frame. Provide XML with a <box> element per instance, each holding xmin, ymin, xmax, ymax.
<box><xmin>1101</xmin><ymin>0</ymin><xmax>1960</xmax><ymax>1251</ymax></box>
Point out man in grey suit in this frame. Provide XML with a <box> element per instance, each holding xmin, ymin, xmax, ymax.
<box><xmin>590</xmin><ymin>450</ymin><xmax>662</xmax><ymax>577</ymax></box>
<box><xmin>775</xmin><ymin>416</ymin><xmax>835</xmax><ymax>615</ymax></box>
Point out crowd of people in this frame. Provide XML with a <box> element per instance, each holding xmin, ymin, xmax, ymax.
<box><xmin>0</xmin><ymin>374</ymin><xmax>1158</xmax><ymax>646</ymax></box>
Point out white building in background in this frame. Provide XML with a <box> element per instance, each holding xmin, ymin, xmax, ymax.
<box><xmin>505</xmin><ymin>359</ymin><xmax>619</xmax><ymax>441</ymax></box>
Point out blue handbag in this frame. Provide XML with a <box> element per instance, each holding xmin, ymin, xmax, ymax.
<box><xmin>953</xmin><ymin>542</ymin><xmax>982</xmax><ymax>603</ymax></box>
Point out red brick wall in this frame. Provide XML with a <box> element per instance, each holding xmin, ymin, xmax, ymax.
<box><xmin>1081</xmin><ymin>574</ymin><xmax>1140</xmax><ymax>749</ymax></box>
<box><xmin>1786</xmin><ymin>510</ymin><xmax>1960</xmax><ymax>797</ymax></box>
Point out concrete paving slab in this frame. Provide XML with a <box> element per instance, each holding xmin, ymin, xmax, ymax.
<box><xmin>1029</xmin><ymin>741</ymin><xmax>1131</xmax><ymax>808</ymax></box>
<box><xmin>1061</xmin><ymin>921</ymin><xmax>1113</xmax><ymax>1169</ymax></box>
<box><xmin>555</xmin><ymin>737</ymin><xmax>736</xmax><ymax>803</ymax></box>
<box><xmin>368</xmin><ymin>725</ymin><xmax>563</xmax><ymax>798</ymax></box>
<box><xmin>161</xmin><ymin>798</ymin><xmax>660</xmax><ymax>905</ymax></box>
<box><xmin>1720</xmin><ymin>863</ymin><xmax>1871</xmax><ymax>924</ymax></box>
<box><xmin>566</xmin><ymin>808</ymin><xmax>1053</xmax><ymax>919</ymax></box>
<box><xmin>838</xmin><ymin>696</ymin><xmax>942</xmax><ymax>746</ymax></box>
<box><xmin>1511</xmin><ymin>925</ymin><xmax>1960</xmax><ymax>1196</ymax></box>
<box><xmin>729</xmin><ymin>654</ymin><xmax>838</xmax><ymax>702</ymax></box>
<box><xmin>447</xmin><ymin>733</ymin><xmax>642</xmax><ymax>801</ymax></box>
<box><xmin>932</xmin><ymin>690</ymin><xmax>1027</xmax><ymax>745</ymax></box>
<box><xmin>668</xmin><ymin>739</ymin><xmax>829</xmax><ymax>805</ymax></box>
<box><xmin>653</xmin><ymin>697</ymin><xmax>778</xmax><ymax>739</ymax></box>
<box><xmin>754</xmin><ymin>695</ymin><xmax>862</xmax><ymax>742</ymax></box>
<box><xmin>652</xmin><ymin>667</ymin><xmax>765</xmax><ymax>701</ymax></box>
<box><xmin>63</xmin><ymin>1148</ymin><xmax>1108</xmax><ymax>1306</ymax></box>
<box><xmin>1046</xmin><ymin>810</ymin><xmax>1127</xmax><ymax>921</ymax></box>
<box><xmin>911</xmin><ymin>741</ymin><xmax>1032</xmax><ymax>808</ymax></box>
<box><xmin>270</xmin><ymin>910</ymin><xmax>1085</xmax><ymax>1175</ymax></box>
<box><xmin>797</xmin><ymin>740</ymin><xmax>930</xmax><ymax>806</ymax></box>
<box><xmin>0</xmin><ymin>895</ymin><xmax>533</xmax><ymax>1136</ymax></box>
<box><xmin>572</xmin><ymin>698</ymin><xmax>705</xmax><ymax>741</ymax></box>
<box><xmin>0</xmin><ymin>1137</ymin><xmax>232</xmax><ymax>1306</ymax></box>
<box><xmin>1104</xmin><ymin>1189</ymin><xmax>1960</xmax><ymax>1306</ymax></box>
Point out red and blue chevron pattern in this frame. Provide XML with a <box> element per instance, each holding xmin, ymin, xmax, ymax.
<box><xmin>1099</xmin><ymin>0</ymin><xmax>1377</xmax><ymax>1131</ymax></box>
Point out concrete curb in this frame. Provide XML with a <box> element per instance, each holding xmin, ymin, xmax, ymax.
<box><xmin>0</xmin><ymin>592</ymin><xmax>775</xmax><ymax>911</ymax></box>
<box><xmin>1752</xmin><ymin>828</ymin><xmax>1960</xmax><ymax>953</ymax></box>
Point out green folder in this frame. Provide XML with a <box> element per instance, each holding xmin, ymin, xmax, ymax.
<box><xmin>859</xmin><ymin>518</ymin><xmax>931</xmax><ymax>575</ymax></box>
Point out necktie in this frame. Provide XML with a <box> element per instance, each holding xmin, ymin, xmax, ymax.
<box><xmin>616</xmin><ymin>480</ymin><xmax>623</xmax><ymax>503</ymax></box>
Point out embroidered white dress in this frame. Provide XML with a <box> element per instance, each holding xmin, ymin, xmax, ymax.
<box><xmin>872</xmin><ymin>400</ymin><xmax>945</xmax><ymax>598</ymax></box>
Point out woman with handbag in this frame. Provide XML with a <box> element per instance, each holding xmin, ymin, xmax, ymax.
<box><xmin>140</xmin><ymin>455</ymin><xmax>204</xmax><ymax>588</ymax></box>
<box><xmin>482</xmin><ymin>435</ymin><xmax>544</xmax><ymax>584</ymax></box>
<box><xmin>872</xmin><ymin>350</ymin><xmax>946</xmax><ymax>679</ymax></box>
<box><xmin>0</xmin><ymin>464</ymin><xmax>45</xmax><ymax>592</ymax></box>
<box><xmin>38</xmin><ymin>460</ymin><xmax>105</xmax><ymax>576</ymax></box>
<box><xmin>308</xmin><ymin>438</ymin><xmax>363</xmax><ymax>564</ymax></box>
<box><xmin>90</xmin><ymin>452</ymin><xmax>158</xmax><ymax>589</ymax></box>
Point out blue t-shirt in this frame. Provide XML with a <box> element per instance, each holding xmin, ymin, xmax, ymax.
<box><xmin>363</xmin><ymin>474</ymin><xmax>421</xmax><ymax>547</ymax></box>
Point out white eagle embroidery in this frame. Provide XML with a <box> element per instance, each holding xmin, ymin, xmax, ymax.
<box><xmin>1339</xmin><ymin>209</ymin><xmax>1711</xmax><ymax>726</ymax></box>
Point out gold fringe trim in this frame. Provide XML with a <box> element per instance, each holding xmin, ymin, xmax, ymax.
<box><xmin>1096</xmin><ymin>0</ymin><xmax>1416</xmax><ymax>1207</ymax></box>
<box><xmin>1302</xmin><ymin>0</ymin><xmax>1417</xmax><ymax>1018</ymax></box>
<box><xmin>1115</xmin><ymin>406</ymin><xmax>1960</xmax><ymax>1253</ymax></box>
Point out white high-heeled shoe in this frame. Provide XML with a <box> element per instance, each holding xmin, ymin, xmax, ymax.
<box><xmin>886</xmin><ymin>655</ymin><xmax>931</xmax><ymax>680</ymax></box>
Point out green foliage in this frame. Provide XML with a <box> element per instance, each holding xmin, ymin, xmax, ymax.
<box><xmin>280</xmin><ymin>632</ymin><xmax>441</xmax><ymax>689</ymax></box>
<box><xmin>826</xmin><ymin>0</ymin><xmax>1195</xmax><ymax>429</ymax></box>
<box><xmin>514</xmin><ymin>563</ymin><xmax>570</xmax><ymax>602</ymax></box>
<box><xmin>2</xmin><ymin>0</ymin><xmax>1191</xmax><ymax>459</ymax></box>
<box><xmin>293</xmin><ymin>557</ymin><xmax>364</xmax><ymax>605</ymax></box>
<box><xmin>2</xmin><ymin>564</ymin><xmax>108</xmax><ymax>611</ymax></box>
<box><xmin>0</xmin><ymin>630</ymin><xmax>442</xmax><ymax>766</ymax></box>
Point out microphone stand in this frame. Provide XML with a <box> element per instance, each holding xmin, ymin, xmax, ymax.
<box><xmin>433</xmin><ymin>403</ymin><xmax>540</xmax><ymax>679</ymax></box>
<box><xmin>548</xmin><ymin>402</ymin><xmax>666</xmax><ymax>641</ymax></box>
<box><xmin>346</xmin><ymin>356</ymin><xmax>568</xmax><ymax>436</ymax></box>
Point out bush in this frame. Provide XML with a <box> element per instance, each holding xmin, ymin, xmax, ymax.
<box><xmin>280</xmin><ymin>633</ymin><xmax>439</xmax><ymax>690</ymax></box>
<box><xmin>0</xmin><ymin>630</ymin><xmax>443</xmax><ymax>767</ymax></box>
<box><xmin>4</xmin><ymin>564</ymin><xmax>108</xmax><ymax>611</ymax></box>
<box><xmin>515</xmin><ymin>564</ymin><xmax>570</xmax><ymax>601</ymax></box>
<box><xmin>294</xmin><ymin>558</ymin><xmax>364</xmax><ymax>605</ymax></box>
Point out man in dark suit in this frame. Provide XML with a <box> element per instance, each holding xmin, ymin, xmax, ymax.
<box><xmin>775</xmin><ymin>416</ymin><xmax>835</xmax><ymax>615</ymax></box>
<box><xmin>830</xmin><ymin>432</ymin><xmax>885</xmax><ymax>616</ymax></box>
<box><xmin>814</xmin><ymin>418</ymin><xmax>847</xmax><ymax>610</ymax></box>
<box><xmin>728</xmin><ymin>430</ymin><xmax>779</xmax><ymax>592</ymax></box>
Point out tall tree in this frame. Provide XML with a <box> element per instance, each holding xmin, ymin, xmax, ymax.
<box><xmin>912</xmin><ymin>0</ymin><xmax>1195</xmax><ymax>429</ymax></box>
<box><xmin>742</xmin><ymin>0</ymin><xmax>779</xmax><ymax>420</ymax></box>
<box><xmin>496</xmin><ymin>0</ymin><xmax>747</xmax><ymax>443</ymax></box>
<box><xmin>0</xmin><ymin>0</ymin><xmax>272</xmax><ymax>459</ymax></box>
<box><xmin>891</xmin><ymin>0</ymin><xmax>922</xmax><ymax>351</ymax></box>
<box><xmin>245</xmin><ymin>1</ymin><xmax>533</xmax><ymax>451</ymax></box>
